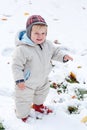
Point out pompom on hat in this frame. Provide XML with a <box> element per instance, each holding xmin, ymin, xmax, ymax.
<box><xmin>26</xmin><ymin>15</ymin><xmax>47</xmax><ymax>38</ymax></box>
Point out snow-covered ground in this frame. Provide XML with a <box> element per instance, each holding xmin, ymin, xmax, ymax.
<box><xmin>0</xmin><ymin>0</ymin><xmax>87</xmax><ymax>130</ymax></box>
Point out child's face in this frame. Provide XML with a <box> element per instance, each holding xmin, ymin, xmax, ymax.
<box><xmin>31</xmin><ymin>25</ymin><xmax>47</xmax><ymax>44</ymax></box>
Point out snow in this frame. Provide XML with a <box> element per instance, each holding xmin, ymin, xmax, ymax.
<box><xmin>0</xmin><ymin>0</ymin><xmax>87</xmax><ymax>129</ymax></box>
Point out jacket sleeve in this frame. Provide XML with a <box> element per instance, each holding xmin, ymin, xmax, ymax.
<box><xmin>11</xmin><ymin>46</ymin><xmax>26</xmax><ymax>82</ymax></box>
<box><xmin>51</xmin><ymin>43</ymin><xmax>67</xmax><ymax>62</ymax></box>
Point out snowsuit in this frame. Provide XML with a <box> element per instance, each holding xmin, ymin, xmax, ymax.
<box><xmin>12</xmin><ymin>30</ymin><xmax>66</xmax><ymax>118</ymax></box>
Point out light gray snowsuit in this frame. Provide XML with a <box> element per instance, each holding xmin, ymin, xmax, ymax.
<box><xmin>12</xmin><ymin>30</ymin><xmax>66</xmax><ymax>118</ymax></box>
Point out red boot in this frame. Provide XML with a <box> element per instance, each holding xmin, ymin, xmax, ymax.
<box><xmin>32</xmin><ymin>104</ymin><xmax>53</xmax><ymax>114</ymax></box>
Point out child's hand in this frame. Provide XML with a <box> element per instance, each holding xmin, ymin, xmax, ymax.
<box><xmin>17</xmin><ymin>82</ymin><xmax>26</xmax><ymax>90</ymax></box>
<box><xmin>63</xmin><ymin>55</ymin><xmax>73</xmax><ymax>62</ymax></box>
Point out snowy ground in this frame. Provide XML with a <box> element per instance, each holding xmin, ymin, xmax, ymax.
<box><xmin>0</xmin><ymin>0</ymin><xmax>87</xmax><ymax>130</ymax></box>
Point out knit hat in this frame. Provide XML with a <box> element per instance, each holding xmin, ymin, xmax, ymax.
<box><xmin>26</xmin><ymin>15</ymin><xmax>47</xmax><ymax>38</ymax></box>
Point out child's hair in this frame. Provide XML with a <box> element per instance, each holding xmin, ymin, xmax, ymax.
<box><xmin>31</xmin><ymin>24</ymin><xmax>47</xmax><ymax>31</ymax></box>
<box><xmin>26</xmin><ymin>15</ymin><xmax>47</xmax><ymax>38</ymax></box>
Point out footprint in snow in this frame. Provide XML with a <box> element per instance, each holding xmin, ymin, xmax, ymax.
<box><xmin>1</xmin><ymin>47</ymin><xmax>14</xmax><ymax>57</ymax></box>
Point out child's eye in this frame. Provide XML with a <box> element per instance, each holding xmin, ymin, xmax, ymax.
<box><xmin>42</xmin><ymin>33</ymin><xmax>45</xmax><ymax>35</ymax></box>
<box><xmin>34</xmin><ymin>33</ymin><xmax>46</xmax><ymax>35</ymax></box>
<box><xmin>35</xmin><ymin>33</ymin><xmax>39</xmax><ymax>35</ymax></box>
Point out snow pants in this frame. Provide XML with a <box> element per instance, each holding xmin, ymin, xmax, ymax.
<box><xmin>15</xmin><ymin>80</ymin><xmax>50</xmax><ymax>118</ymax></box>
